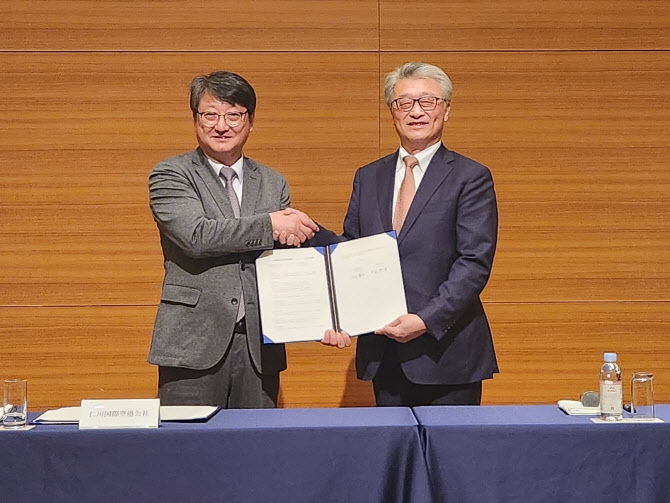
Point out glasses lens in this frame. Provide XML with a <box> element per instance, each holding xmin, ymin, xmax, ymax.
<box><xmin>418</xmin><ymin>97</ymin><xmax>438</xmax><ymax>110</ymax></box>
<box><xmin>396</xmin><ymin>99</ymin><xmax>414</xmax><ymax>111</ymax></box>
<box><xmin>201</xmin><ymin>113</ymin><xmax>219</xmax><ymax>126</ymax></box>
<box><xmin>394</xmin><ymin>97</ymin><xmax>441</xmax><ymax>112</ymax></box>
<box><xmin>225</xmin><ymin>112</ymin><xmax>242</xmax><ymax>126</ymax></box>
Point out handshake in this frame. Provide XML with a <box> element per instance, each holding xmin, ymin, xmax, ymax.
<box><xmin>269</xmin><ymin>208</ymin><xmax>319</xmax><ymax>247</ymax></box>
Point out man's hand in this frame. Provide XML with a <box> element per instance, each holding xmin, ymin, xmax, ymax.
<box><xmin>270</xmin><ymin>208</ymin><xmax>319</xmax><ymax>247</ymax></box>
<box><xmin>272</xmin><ymin>229</ymin><xmax>300</xmax><ymax>247</ymax></box>
<box><xmin>321</xmin><ymin>329</ymin><xmax>352</xmax><ymax>349</ymax></box>
<box><xmin>375</xmin><ymin>314</ymin><xmax>426</xmax><ymax>343</ymax></box>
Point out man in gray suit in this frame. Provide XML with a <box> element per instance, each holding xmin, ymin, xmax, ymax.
<box><xmin>148</xmin><ymin>71</ymin><xmax>318</xmax><ymax>408</ymax></box>
<box><xmin>320</xmin><ymin>62</ymin><xmax>499</xmax><ymax>406</ymax></box>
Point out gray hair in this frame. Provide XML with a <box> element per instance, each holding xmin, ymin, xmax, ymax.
<box><xmin>384</xmin><ymin>62</ymin><xmax>453</xmax><ymax>108</ymax></box>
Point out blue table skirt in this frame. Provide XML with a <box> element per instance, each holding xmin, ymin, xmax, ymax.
<box><xmin>414</xmin><ymin>404</ymin><xmax>670</xmax><ymax>503</ymax></box>
<box><xmin>6</xmin><ymin>404</ymin><xmax>669</xmax><ymax>503</ymax></box>
<box><xmin>3</xmin><ymin>407</ymin><xmax>432</xmax><ymax>503</ymax></box>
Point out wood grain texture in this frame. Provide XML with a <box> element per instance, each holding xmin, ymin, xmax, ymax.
<box><xmin>0</xmin><ymin>306</ymin><xmax>157</xmax><ymax>410</ymax></box>
<box><xmin>3</xmin><ymin>302</ymin><xmax>668</xmax><ymax>410</ymax></box>
<box><xmin>279</xmin><ymin>343</ymin><xmax>375</xmax><ymax>408</ymax></box>
<box><xmin>2</xmin><ymin>0</ymin><xmax>668</xmax><ymax>411</ymax></box>
<box><xmin>483</xmin><ymin>302</ymin><xmax>670</xmax><ymax>405</ymax></box>
<box><xmin>0</xmin><ymin>53</ymin><xmax>379</xmax><ymax>305</ymax></box>
<box><xmin>0</xmin><ymin>0</ymin><xmax>379</xmax><ymax>51</ymax></box>
<box><xmin>381</xmin><ymin>52</ymin><xmax>670</xmax><ymax>302</ymax></box>
<box><xmin>381</xmin><ymin>0</ymin><xmax>670</xmax><ymax>51</ymax></box>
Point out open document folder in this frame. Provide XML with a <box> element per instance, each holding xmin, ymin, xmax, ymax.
<box><xmin>32</xmin><ymin>405</ymin><xmax>219</xmax><ymax>424</ymax></box>
<box><xmin>256</xmin><ymin>232</ymin><xmax>408</xmax><ymax>344</ymax></box>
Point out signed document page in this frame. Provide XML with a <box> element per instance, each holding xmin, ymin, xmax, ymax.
<box><xmin>330</xmin><ymin>232</ymin><xmax>407</xmax><ymax>336</ymax></box>
<box><xmin>256</xmin><ymin>247</ymin><xmax>334</xmax><ymax>343</ymax></box>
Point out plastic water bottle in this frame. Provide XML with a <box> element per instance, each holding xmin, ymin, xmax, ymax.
<box><xmin>599</xmin><ymin>352</ymin><xmax>623</xmax><ymax>421</ymax></box>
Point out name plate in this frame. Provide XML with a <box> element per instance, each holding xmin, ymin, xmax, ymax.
<box><xmin>79</xmin><ymin>399</ymin><xmax>160</xmax><ymax>429</ymax></box>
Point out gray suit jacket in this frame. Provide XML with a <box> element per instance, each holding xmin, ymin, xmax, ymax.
<box><xmin>147</xmin><ymin>147</ymin><xmax>287</xmax><ymax>374</ymax></box>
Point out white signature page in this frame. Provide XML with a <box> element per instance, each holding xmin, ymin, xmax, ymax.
<box><xmin>256</xmin><ymin>247</ymin><xmax>334</xmax><ymax>343</ymax></box>
<box><xmin>330</xmin><ymin>232</ymin><xmax>407</xmax><ymax>336</ymax></box>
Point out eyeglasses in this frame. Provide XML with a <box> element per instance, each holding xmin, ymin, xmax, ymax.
<box><xmin>392</xmin><ymin>96</ymin><xmax>448</xmax><ymax>112</ymax></box>
<box><xmin>197</xmin><ymin>110</ymin><xmax>248</xmax><ymax>128</ymax></box>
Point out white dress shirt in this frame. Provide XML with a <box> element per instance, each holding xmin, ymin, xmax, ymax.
<box><xmin>392</xmin><ymin>142</ymin><xmax>441</xmax><ymax>221</ymax></box>
<box><xmin>206</xmin><ymin>154</ymin><xmax>244</xmax><ymax>205</ymax></box>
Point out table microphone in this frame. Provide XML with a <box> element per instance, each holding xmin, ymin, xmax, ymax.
<box><xmin>580</xmin><ymin>391</ymin><xmax>599</xmax><ymax>407</ymax></box>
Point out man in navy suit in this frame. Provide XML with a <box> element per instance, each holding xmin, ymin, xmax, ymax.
<box><xmin>322</xmin><ymin>62</ymin><xmax>499</xmax><ymax>406</ymax></box>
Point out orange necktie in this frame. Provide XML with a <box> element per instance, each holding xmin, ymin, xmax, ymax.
<box><xmin>393</xmin><ymin>155</ymin><xmax>418</xmax><ymax>233</ymax></box>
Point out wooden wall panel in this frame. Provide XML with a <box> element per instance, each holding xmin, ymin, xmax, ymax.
<box><xmin>1</xmin><ymin>1</ymin><xmax>668</xmax><ymax>411</ymax></box>
<box><xmin>3</xmin><ymin>302</ymin><xmax>667</xmax><ymax>410</ymax></box>
<box><xmin>381</xmin><ymin>52</ymin><xmax>670</xmax><ymax>302</ymax></box>
<box><xmin>0</xmin><ymin>0</ymin><xmax>379</xmax><ymax>51</ymax></box>
<box><xmin>0</xmin><ymin>53</ymin><xmax>378</xmax><ymax>306</ymax></box>
<box><xmin>280</xmin><ymin>343</ymin><xmax>374</xmax><ymax>408</ymax></box>
<box><xmin>0</xmin><ymin>305</ymin><xmax>372</xmax><ymax>410</ymax></box>
<box><xmin>381</xmin><ymin>0</ymin><xmax>670</xmax><ymax>51</ymax></box>
<box><xmin>483</xmin><ymin>302</ymin><xmax>670</xmax><ymax>404</ymax></box>
<box><xmin>286</xmin><ymin>301</ymin><xmax>670</xmax><ymax>408</ymax></box>
<box><xmin>0</xmin><ymin>306</ymin><xmax>157</xmax><ymax>410</ymax></box>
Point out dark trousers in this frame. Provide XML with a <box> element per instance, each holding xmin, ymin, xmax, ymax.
<box><xmin>372</xmin><ymin>345</ymin><xmax>482</xmax><ymax>407</ymax></box>
<box><xmin>158</xmin><ymin>321</ymin><xmax>279</xmax><ymax>409</ymax></box>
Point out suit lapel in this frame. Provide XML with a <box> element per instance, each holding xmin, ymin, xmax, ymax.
<box><xmin>240</xmin><ymin>157</ymin><xmax>261</xmax><ymax>216</ymax></box>
<box><xmin>377</xmin><ymin>151</ymin><xmax>398</xmax><ymax>232</ymax></box>
<box><xmin>193</xmin><ymin>148</ymin><xmax>236</xmax><ymax>217</ymax></box>
<box><xmin>398</xmin><ymin>145</ymin><xmax>455</xmax><ymax>242</ymax></box>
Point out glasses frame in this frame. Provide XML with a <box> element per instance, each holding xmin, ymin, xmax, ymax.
<box><xmin>391</xmin><ymin>96</ymin><xmax>448</xmax><ymax>113</ymax></box>
<box><xmin>197</xmin><ymin>110</ymin><xmax>249</xmax><ymax>128</ymax></box>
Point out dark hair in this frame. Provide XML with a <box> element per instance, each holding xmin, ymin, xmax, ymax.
<box><xmin>189</xmin><ymin>71</ymin><xmax>257</xmax><ymax>120</ymax></box>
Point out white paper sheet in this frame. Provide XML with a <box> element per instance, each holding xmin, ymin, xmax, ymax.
<box><xmin>590</xmin><ymin>417</ymin><xmax>664</xmax><ymax>424</ymax></box>
<box><xmin>330</xmin><ymin>233</ymin><xmax>407</xmax><ymax>335</ymax></box>
<box><xmin>256</xmin><ymin>247</ymin><xmax>334</xmax><ymax>343</ymax></box>
<box><xmin>557</xmin><ymin>400</ymin><xmax>600</xmax><ymax>416</ymax></box>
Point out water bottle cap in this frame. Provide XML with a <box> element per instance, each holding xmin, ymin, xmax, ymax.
<box><xmin>603</xmin><ymin>352</ymin><xmax>617</xmax><ymax>362</ymax></box>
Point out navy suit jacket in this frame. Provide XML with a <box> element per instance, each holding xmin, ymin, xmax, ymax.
<box><xmin>343</xmin><ymin>144</ymin><xmax>499</xmax><ymax>385</ymax></box>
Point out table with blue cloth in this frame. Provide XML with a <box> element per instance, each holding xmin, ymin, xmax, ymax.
<box><xmin>2</xmin><ymin>407</ymin><xmax>432</xmax><ymax>503</ymax></box>
<box><xmin>414</xmin><ymin>404</ymin><xmax>670</xmax><ymax>503</ymax></box>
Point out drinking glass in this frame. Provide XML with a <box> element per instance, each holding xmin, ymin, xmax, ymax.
<box><xmin>3</xmin><ymin>379</ymin><xmax>28</xmax><ymax>428</ymax></box>
<box><xmin>630</xmin><ymin>372</ymin><xmax>654</xmax><ymax>420</ymax></box>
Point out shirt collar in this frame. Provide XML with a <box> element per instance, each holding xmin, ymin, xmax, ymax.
<box><xmin>206</xmin><ymin>154</ymin><xmax>244</xmax><ymax>180</ymax></box>
<box><xmin>397</xmin><ymin>141</ymin><xmax>442</xmax><ymax>172</ymax></box>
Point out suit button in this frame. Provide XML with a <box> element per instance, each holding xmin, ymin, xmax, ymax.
<box><xmin>231</xmin><ymin>298</ymin><xmax>238</xmax><ymax>306</ymax></box>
